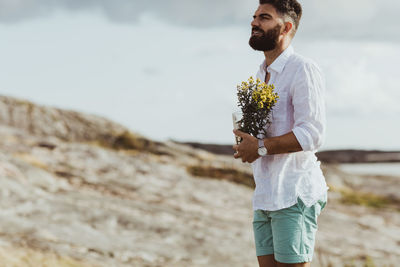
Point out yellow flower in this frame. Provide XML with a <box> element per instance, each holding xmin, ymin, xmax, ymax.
<box><xmin>248</xmin><ymin>76</ymin><xmax>254</xmax><ymax>84</ymax></box>
<box><xmin>261</xmin><ymin>95</ymin><xmax>267</xmax><ymax>102</ymax></box>
<box><xmin>249</xmin><ymin>82</ymin><xmax>279</xmax><ymax>110</ymax></box>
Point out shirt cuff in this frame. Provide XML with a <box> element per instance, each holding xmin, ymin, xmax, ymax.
<box><xmin>292</xmin><ymin>126</ymin><xmax>314</xmax><ymax>152</ymax></box>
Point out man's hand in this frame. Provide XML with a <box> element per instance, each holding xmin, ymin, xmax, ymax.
<box><xmin>232</xmin><ymin>129</ymin><xmax>259</xmax><ymax>163</ymax></box>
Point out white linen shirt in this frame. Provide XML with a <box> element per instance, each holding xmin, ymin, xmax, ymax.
<box><xmin>251</xmin><ymin>45</ymin><xmax>329</xmax><ymax>211</ymax></box>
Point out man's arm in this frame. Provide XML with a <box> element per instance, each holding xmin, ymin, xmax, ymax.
<box><xmin>232</xmin><ymin>130</ymin><xmax>302</xmax><ymax>163</ymax></box>
<box><xmin>263</xmin><ymin>131</ymin><xmax>302</xmax><ymax>154</ymax></box>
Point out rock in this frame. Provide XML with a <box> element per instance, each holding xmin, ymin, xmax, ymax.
<box><xmin>0</xmin><ymin>94</ymin><xmax>398</xmax><ymax>267</ymax></box>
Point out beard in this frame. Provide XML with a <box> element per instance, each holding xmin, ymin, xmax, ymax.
<box><xmin>249</xmin><ymin>24</ymin><xmax>282</xmax><ymax>51</ymax></box>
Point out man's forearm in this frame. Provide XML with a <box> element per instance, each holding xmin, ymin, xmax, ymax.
<box><xmin>263</xmin><ymin>131</ymin><xmax>303</xmax><ymax>155</ymax></box>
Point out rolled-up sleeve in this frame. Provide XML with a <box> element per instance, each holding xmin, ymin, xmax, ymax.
<box><xmin>291</xmin><ymin>61</ymin><xmax>326</xmax><ymax>152</ymax></box>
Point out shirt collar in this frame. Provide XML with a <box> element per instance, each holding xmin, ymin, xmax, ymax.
<box><xmin>260</xmin><ymin>45</ymin><xmax>294</xmax><ymax>74</ymax></box>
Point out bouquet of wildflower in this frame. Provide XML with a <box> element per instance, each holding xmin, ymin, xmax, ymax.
<box><xmin>235</xmin><ymin>76</ymin><xmax>279</xmax><ymax>140</ymax></box>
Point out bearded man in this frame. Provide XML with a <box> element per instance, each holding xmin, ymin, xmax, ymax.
<box><xmin>232</xmin><ymin>1</ymin><xmax>329</xmax><ymax>267</ymax></box>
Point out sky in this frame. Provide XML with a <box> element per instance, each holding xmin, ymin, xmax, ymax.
<box><xmin>0</xmin><ymin>0</ymin><xmax>399</xmax><ymax>151</ymax></box>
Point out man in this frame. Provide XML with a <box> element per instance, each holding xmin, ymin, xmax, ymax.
<box><xmin>232</xmin><ymin>1</ymin><xmax>329</xmax><ymax>267</ymax></box>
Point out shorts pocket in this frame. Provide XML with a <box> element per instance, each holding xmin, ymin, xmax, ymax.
<box><xmin>318</xmin><ymin>198</ymin><xmax>327</xmax><ymax>212</ymax></box>
<box><xmin>296</xmin><ymin>196</ymin><xmax>306</xmax><ymax>214</ymax></box>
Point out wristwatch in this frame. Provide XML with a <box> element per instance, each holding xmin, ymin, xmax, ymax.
<box><xmin>257</xmin><ymin>139</ymin><xmax>268</xmax><ymax>156</ymax></box>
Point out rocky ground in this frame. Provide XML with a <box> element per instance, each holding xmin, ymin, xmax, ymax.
<box><xmin>0</xmin><ymin>95</ymin><xmax>399</xmax><ymax>267</ymax></box>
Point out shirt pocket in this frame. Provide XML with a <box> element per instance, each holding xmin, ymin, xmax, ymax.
<box><xmin>271</xmin><ymin>92</ymin><xmax>289</xmax><ymax>122</ymax></box>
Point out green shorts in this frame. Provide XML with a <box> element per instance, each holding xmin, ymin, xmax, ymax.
<box><xmin>252</xmin><ymin>195</ymin><xmax>327</xmax><ymax>264</ymax></box>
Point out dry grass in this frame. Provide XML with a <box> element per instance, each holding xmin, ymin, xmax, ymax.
<box><xmin>110</xmin><ymin>131</ymin><xmax>153</xmax><ymax>151</ymax></box>
<box><xmin>0</xmin><ymin>245</ymin><xmax>99</xmax><ymax>267</ymax></box>
<box><xmin>187</xmin><ymin>165</ymin><xmax>255</xmax><ymax>188</ymax></box>
<box><xmin>326</xmin><ymin>184</ymin><xmax>400</xmax><ymax>211</ymax></box>
<box><xmin>339</xmin><ymin>188</ymin><xmax>400</xmax><ymax>211</ymax></box>
<box><xmin>13</xmin><ymin>153</ymin><xmax>48</xmax><ymax>170</ymax></box>
<box><xmin>88</xmin><ymin>130</ymin><xmax>168</xmax><ymax>155</ymax></box>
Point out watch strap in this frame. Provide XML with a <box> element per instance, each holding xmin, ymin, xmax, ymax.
<box><xmin>258</xmin><ymin>139</ymin><xmax>265</xmax><ymax>148</ymax></box>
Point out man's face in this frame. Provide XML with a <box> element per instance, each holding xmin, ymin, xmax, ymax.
<box><xmin>249</xmin><ymin>4</ymin><xmax>284</xmax><ymax>51</ymax></box>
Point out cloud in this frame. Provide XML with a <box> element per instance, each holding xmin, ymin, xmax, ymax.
<box><xmin>317</xmin><ymin>41</ymin><xmax>400</xmax><ymax>118</ymax></box>
<box><xmin>0</xmin><ymin>0</ymin><xmax>141</xmax><ymax>23</ymax></box>
<box><xmin>0</xmin><ymin>0</ymin><xmax>252</xmax><ymax>26</ymax></box>
<box><xmin>0</xmin><ymin>0</ymin><xmax>399</xmax><ymax>41</ymax></box>
<box><xmin>299</xmin><ymin>0</ymin><xmax>400</xmax><ymax>41</ymax></box>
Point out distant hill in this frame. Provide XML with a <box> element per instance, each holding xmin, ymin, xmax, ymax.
<box><xmin>315</xmin><ymin>149</ymin><xmax>400</xmax><ymax>163</ymax></box>
<box><xmin>175</xmin><ymin>141</ymin><xmax>400</xmax><ymax>163</ymax></box>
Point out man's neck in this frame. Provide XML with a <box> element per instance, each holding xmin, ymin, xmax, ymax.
<box><xmin>263</xmin><ymin>42</ymin><xmax>290</xmax><ymax>67</ymax></box>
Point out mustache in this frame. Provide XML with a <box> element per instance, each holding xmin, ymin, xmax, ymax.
<box><xmin>252</xmin><ymin>26</ymin><xmax>265</xmax><ymax>34</ymax></box>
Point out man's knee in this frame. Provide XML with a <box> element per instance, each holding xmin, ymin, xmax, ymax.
<box><xmin>257</xmin><ymin>254</ymin><xmax>277</xmax><ymax>267</ymax></box>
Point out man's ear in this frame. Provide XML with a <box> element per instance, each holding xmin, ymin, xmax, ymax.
<box><xmin>282</xmin><ymin>21</ymin><xmax>293</xmax><ymax>35</ymax></box>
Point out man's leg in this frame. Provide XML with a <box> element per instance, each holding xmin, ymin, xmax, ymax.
<box><xmin>257</xmin><ymin>254</ymin><xmax>278</xmax><ymax>267</ymax></box>
<box><xmin>276</xmin><ymin>261</ymin><xmax>311</xmax><ymax>267</ymax></box>
<box><xmin>257</xmin><ymin>255</ymin><xmax>311</xmax><ymax>267</ymax></box>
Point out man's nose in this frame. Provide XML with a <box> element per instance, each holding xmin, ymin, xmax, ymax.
<box><xmin>251</xmin><ymin>18</ymin><xmax>258</xmax><ymax>28</ymax></box>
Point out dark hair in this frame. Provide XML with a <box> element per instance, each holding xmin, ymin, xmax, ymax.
<box><xmin>259</xmin><ymin>0</ymin><xmax>302</xmax><ymax>31</ymax></box>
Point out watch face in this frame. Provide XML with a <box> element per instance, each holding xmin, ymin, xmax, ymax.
<box><xmin>258</xmin><ymin>147</ymin><xmax>267</xmax><ymax>156</ymax></box>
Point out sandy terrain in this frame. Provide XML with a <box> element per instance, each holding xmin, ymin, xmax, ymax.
<box><xmin>0</xmin><ymin>95</ymin><xmax>399</xmax><ymax>267</ymax></box>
